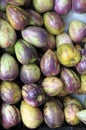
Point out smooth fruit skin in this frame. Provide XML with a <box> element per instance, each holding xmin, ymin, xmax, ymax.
<box><xmin>56</xmin><ymin>33</ymin><xmax>73</xmax><ymax>48</ymax></box>
<box><xmin>22</xmin><ymin>84</ymin><xmax>45</xmax><ymax>107</ymax></box>
<box><xmin>43</xmin><ymin>99</ymin><xmax>64</xmax><ymax>128</ymax></box>
<box><xmin>20</xmin><ymin>63</ymin><xmax>41</xmax><ymax>84</ymax></box>
<box><xmin>77</xmin><ymin>110</ymin><xmax>86</xmax><ymax>125</ymax></box>
<box><xmin>0</xmin><ymin>81</ymin><xmax>21</xmax><ymax>104</ymax></box>
<box><xmin>54</xmin><ymin>0</ymin><xmax>72</xmax><ymax>15</ymax></box>
<box><xmin>22</xmin><ymin>26</ymin><xmax>48</xmax><ymax>48</ymax></box>
<box><xmin>6</xmin><ymin>5</ymin><xmax>29</xmax><ymax>30</ymax></box>
<box><xmin>0</xmin><ymin>53</ymin><xmax>19</xmax><ymax>81</ymax></box>
<box><xmin>14</xmin><ymin>39</ymin><xmax>38</xmax><ymax>65</ymax></box>
<box><xmin>0</xmin><ymin>18</ymin><xmax>16</xmax><ymax>48</ymax></box>
<box><xmin>56</xmin><ymin>44</ymin><xmax>81</xmax><ymax>67</ymax></box>
<box><xmin>20</xmin><ymin>101</ymin><xmax>43</xmax><ymax>129</ymax></box>
<box><xmin>69</xmin><ymin>20</ymin><xmax>86</xmax><ymax>43</ymax></box>
<box><xmin>43</xmin><ymin>12</ymin><xmax>64</xmax><ymax>35</ymax></box>
<box><xmin>42</xmin><ymin>76</ymin><xmax>63</xmax><ymax>96</ymax></box>
<box><xmin>61</xmin><ymin>67</ymin><xmax>80</xmax><ymax>93</ymax></box>
<box><xmin>26</xmin><ymin>9</ymin><xmax>43</xmax><ymax>26</ymax></box>
<box><xmin>78</xmin><ymin>74</ymin><xmax>86</xmax><ymax>94</ymax></box>
<box><xmin>40</xmin><ymin>49</ymin><xmax>60</xmax><ymax>76</ymax></box>
<box><xmin>1</xmin><ymin>103</ymin><xmax>21</xmax><ymax>129</ymax></box>
<box><xmin>33</xmin><ymin>0</ymin><xmax>54</xmax><ymax>13</ymax></box>
<box><xmin>76</xmin><ymin>49</ymin><xmax>86</xmax><ymax>74</ymax></box>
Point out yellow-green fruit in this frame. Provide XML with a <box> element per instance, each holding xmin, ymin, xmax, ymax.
<box><xmin>44</xmin><ymin>12</ymin><xmax>64</xmax><ymax>35</ymax></box>
<box><xmin>0</xmin><ymin>81</ymin><xmax>21</xmax><ymax>104</ymax></box>
<box><xmin>64</xmin><ymin>104</ymin><xmax>81</xmax><ymax>125</ymax></box>
<box><xmin>42</xmin><ymin>76</ymin><xmax>63</xmax><ymax>96</ymax></box>
<box><xmin>5</xmin><ymin>0</ymin><xmax>25</xmax><ymax>6</ymax></box>
<box><xmin>33</xmin><ymin>0</ymin><xmax>54</xmax><ymax>13</ymax></box>
<box><xmin>77</xmin><ymin>110</ymin><xmax>86</xmax><ymax>125</ymax></box>
<box><xmin>63</xmin><ymin>96</ymin><xmax>83</xmax><ymax>110</ymax></box>
<box><xmin>57</xmin><ymin>44</ymin><xmax>81</xmax><ymax>67</ymax></box>
<box><xmin>20</xmin><ymin>101</ymin><xmax>43</xmax><ymax>129</ymax></box>
<box><xmin>76</xmin><ymin>74</ymin><xmax>86</xmax><ymax>94</ymax></box>
<box><xmin>56</xmin><ymin>33</ymin><xmax>73</xmax><ymax>48</ymax></box>
<box><xmin>0</xmin><ymin>18</ymin><xmax>16</xmax><ymax>48</ymax></box>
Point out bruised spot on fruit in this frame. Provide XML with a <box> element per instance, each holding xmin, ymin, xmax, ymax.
<box><xmin>64</xmin><ymin>104</ymin><xmax>80</xmax><ymax>125</ymax></box>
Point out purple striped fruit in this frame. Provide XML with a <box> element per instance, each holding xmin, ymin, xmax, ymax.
<box><xmin>72</xmin><ymin>0</ymin><xmax>86</xmax><ymax>13</ymax></box>
<box><xmin>20</xmin><ymin>63</ymin><xmax>41</xmax><ymax>84</ymax></box>
<box><xmin>14</xmin><ymin>39</ymin><xmax>38</xmax><ymax>64</ymax></box>
<box><xmin>22</xmin><ymin>84</ymin><xmax>45</xmax><ymax>107</ymax></box>
<box><xmin>6</xmin><ymin>5</ymin><xmax>29</xmax><ymax>30</ymax></box>
<box><xmin>26</xmin><ymin>9</ymin><xmax>43</xmax><ymax>26</ymax></box>
<box><xmin>43</xmin><ymin>99</ymin><xmax>64</xmax><ymax>128</ymax></box>
<box><xmin>22</xmin><ymin>26</ymin><xmax>48</xmax><ymax>48</ymax></box>
<box><xmin>40</xmin><ymin>49</ymin><xmax>60</xmax><ymax>76</ymax></box>
<box><xmin>43</xmin><ymin>12</ymin><xmax>64</xmax><ymax>35</ymax></box>
<box><xmin>1</xmin><ymin>103</ymin><xmax>21</xmax><ymax>129</ymax></box>
<box><xmin>76</xmin><ymin>49</ymin><xmax>86</xmax><ymax>74</ymax></box>
<box><xmin>42</xmin><ymin>76</ymin><xmax>63</xmax><ymax>96</ymax></box>
<box><xmin>69</xmin><ymin>20</ymin><xmax>86</xmax><ymax>43</ymax></box>
<box><xmin>54</xmin><ymin>0</ymin><xmax>72</xmax><ymax>15</ymax></box>
<box><xmin>0</xmin><ymin>18</ymin><xmax>16</xmax><ymax>48</ymax></box>
<box><xmin>0</xmin><ymin>53</ymin><xmax>19</xmax><ymax>81</ymax></box>
<box><xmin>0</xmin><ymin>81</ymin><xmax>21</xmax><ymax>104</ymax></box>
<box><xmin>61</xmin><ymin>67</ymin><xmax>80</xmax><ymax>93</ymax></box>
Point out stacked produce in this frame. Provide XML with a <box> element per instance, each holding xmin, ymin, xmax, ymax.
<box><xmin>0</xmin><ymin>0</ymin><xmax>86</xmax><ymax>129</ymax></box>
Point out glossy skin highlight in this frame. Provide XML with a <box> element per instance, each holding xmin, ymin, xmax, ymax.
<box><xmin>22</xmin><ymin>84</ymin><xmax>45</xmax><ymax>107</ymax></box>
<box><xmin>0</xmin><ymin>18</ymin><xmax>16</xmax><ymax>48</ymax></box>
<box><xmin>1</xmin><ymin>103</ymin><xmax>21</xmax><ymax>129</ymax></box>
<box><xmin>40</xmin><ymin>49</ymin><xmax>60</xmax><ymax>76</ymax></box>
<box><xmin>6</xmin><ymin>5</ymin><xmax>29</xmax><ymax>30</ymax></box>
<box><xmin>44</xmin><ymin>12</ymin><xmax>64</xmax><ymax>35</ymax></box>
<box><xmin>56</xmin><ymin>44</ymin><xmax>81</xmax><ymax>67</ymax></box>
<box><xmin>20</xmin><ymin>101</ymin><xmax>43</xmax><ymax>129</ymax></box>
<box><xmin>54</xmin><ymin>0</ymin><xmax>72</xmax><ymax>15</ymax></box>
<box><xmin>76</xmin><ymin>49</ymin><xmax>86</xmax><ymax>74</ymax></box>
<box><xmin>0</xmin><ymin>53</ymin><xmax>19</xmax><ymax>81</ymax></box>
<box><xmin>61</xmin><ymin>67</ymin><xmax>80</xmax><ymax>93</ymax></box>
<box><xmin>20</xmin><ymin>63</ymin><xmax>41</xmax><ymax>84</ymax></box>
<box><xmin>69</xmin><ymin>20</ymin><xmax>86</xmax><ymax>43</ymax></box>
<box><xmin>22</xmin><ymin>26</ymin><xmax>48</xmax><ymax>48</ymax></box>
<box><xmin>15</xmin><ymin>39</ymin><xmax>38</xmax><ymax>65</ymax></box>
<box><xmin>33</xmin><ymin>0</ymin><xmax>54</xmax><ymax>13</ymax></box>
<box><xmin>0</xmin><ymin>81</ymin><xmax>21</xmax><ymax>104</ymax></box>
<box><xmin>43</xmin><ymin>99</ymin><xmax>64</xmax><ymax>128</ymax></box>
